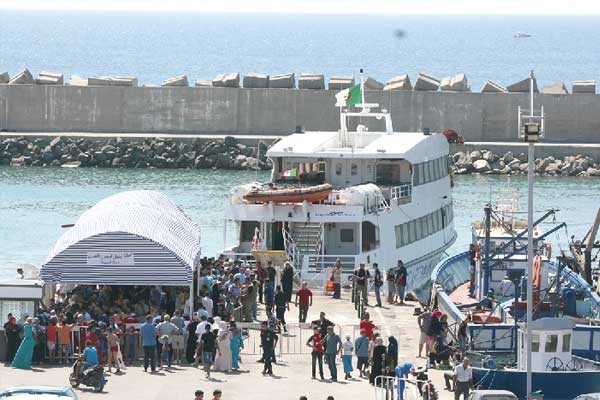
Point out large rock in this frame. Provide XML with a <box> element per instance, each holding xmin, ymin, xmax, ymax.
<box><xmin>9</xmin><ymin>69</ymin><xmax>34</xmax><ymax>84</ymax></box>
<box><xmin>473</xmin><ymin>159</ymin><xmax>491</xmax><ymax>172</ymax></box>
<box><xmin>0</xmin><ymin>72</ymin><xmax>9</xmax><ymax>84</ymax></box>
<box><xmin>364</xmin><ymin>77</ymin><xmax>384</xmax><ymax>90</ymax></box>
<box><xmin>440</xmin><ymin>73</ymin><xmax>469</xmax><ymax>91</ymax></box>
<box><xmin>572</xmin><ymin>80</ymin><xmax>596</xmax><ymax>94</ymax></box>
<box><xmin>212</xmin><ymin>72</ymin><xmax>240</xmax><ymax>88</ymax></box>
<box><xmin>542</xmin><ymin>82</ymin><xmax>568</xmax><ymax>95</ymax></box>
<box><xmin>413</xmin><ymin>73</ymin><xmax>440</xmax><ymax>91</ymax></box>
<box><xmin>162</xmin><ymin>75</ymin><xmax>189</xmax><ymax>87</ymax></box>
<box><xmin>507</xmin><ymin>77</ymin><xmax>539</xmax><ymax>93</ymax></box>
<box><xmin>384</xmin><ymin>74</ymin><xmax>412</xmax><ymax>91</ymax></box>
<box><xmin>328</xmin><ymin>76</ymin><xmax>355</xmax><ymax>90</ymax></box>
<box><xmin>298</xmin><ymin>73</ymin><xmax>325</xmax><ymax>90</ymax></box>
<box><xmin>480</xmin><ymin>80</ymin><xmax>507</xmax><ymax>93</ymax></box>
<box><xmin>36</xmin><ymin>71</ymin><xmax>64</xmax><ymax>85</ymax></box>
<box><xmin>88</xmin><ymin>76</ymin><xmax>138</xmax><ymax>86</ymax></box>
<box><xmin>268</xmin><ymin>73</ymin><xmax>295</xmax><ymax>89</ymax></box>
<box><xmin>243</xmin><ymin>72</ymin><xmax>269</xmax><ymax>88</ymax></box>
<box><xmin>194</xmin><ymin>80</ymin><xmax>212</xmax><ymax>87</ymax></box>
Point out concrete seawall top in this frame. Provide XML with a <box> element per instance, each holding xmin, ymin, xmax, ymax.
<box><xmin>0</xmin><ymin>84</ymin><xmax>599</xmax><ymax>143</ymax></box>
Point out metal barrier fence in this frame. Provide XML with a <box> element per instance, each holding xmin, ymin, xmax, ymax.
<box><xmin>374</xmin><ymin>376</ymin><xmax>429</xmax><ymax>400</ymax></box>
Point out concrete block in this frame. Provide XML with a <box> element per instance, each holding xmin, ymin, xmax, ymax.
<box><xmin>8</xmin><ymin>69</ymin><xmax>34</xmax><ymax>84</ymax></box>
<box><xmin>269</xmin><ymin>73</ymin><xmax>295</xmax><ymax>89</ymax></box>
<box><xmin>440</xmin><ymin>73</ymin><xmax>469</xmax><ymax>91</ymax></box>
<box><xmin>480</xmin><ymin>80</ymin><xmax>507</xmax><ymax>93</ymax></box>
<box><xmin>35</xmin><ymin>76</ymin><xmax>62</xmax><ymax>85</ymax></box>
<box><xmin>69</xmin><ymin>75</ymin><xmax>88</xmax><ymax>86</ymax></box>
<box><xmin>162</xmin><ymin>75</ymin><xmax>189</xmax><ymax>87</ymax></box>
<box><xmin>298</xmin><ymin>73</ymin><xmax>325</xmax><ymax>90</ymax></box>
<box><xmin>243</xmin><ymin>72</ymin><xmax>269</xmax><ymax>88</ymax></box>
<box><xmin>328</xmin><ymin>76</ymin><xmax>355</xmax><ymax>90</ymax></box>
<box><xmin>88</xmin><ymin>76</ymin><xmax>137</xmax><ymax>86</ymax></box>
<box><xmin>364</xmin><ymin>77</ymin><xmax>384</xmax><ymax>90</ymax></box>
<box><xmin>384</xmin><ymin>74</ymin><xmax>412</xmax><ymax>91</ymax></box>
<box><xmin>213</xmin><ymin>72</ymin><xmax>240</xmax><ymax>88</ymax></box>
<box><xmin>195</xmin><ymin>80</ymin><xmax>212</xmax><ymax>87</ymax></box>
<box><xmin>413</xmin><ymin>73</ymin><xmax>440</xmax><ymax>91</ymax></box>
<box><xmin>542</xmin><ymin>82</ymin><xmax>568</xmax><ymax>95</ymax></box>
<box><xmin>39</xmin><ymin>71</ymin><xmax>64</xmax><ymax>84</ymax></box>
<box><xmin>572</xmin><ymin>80</ymin><xmax>596</xmax><ymax>94</ymax></box>
<box><xmin>507</xmin><ymin>77</ymin><xmax>538</xmax><ymax>93</ymax></box>
<box><xmin>0</xmin><ymin>72</ymin><xmax>9</xmax><ymax>84</ymax></box>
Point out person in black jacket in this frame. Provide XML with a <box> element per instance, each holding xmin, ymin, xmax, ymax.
<box><xmin>281</xmin><ymin>262</ymin><xmax>295</xmax><ymax>303</ymax></box>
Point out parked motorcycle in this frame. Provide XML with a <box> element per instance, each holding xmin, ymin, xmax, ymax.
<box><xmin>69</xmin><ymin>359</ymin><xmax>107</xmax><ymax>392</ymax></box>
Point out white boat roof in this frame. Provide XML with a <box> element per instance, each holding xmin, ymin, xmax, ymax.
<box><xmin>267</xmin><ymin>130</ymin><xmax>449</xmax><ymax>163</ymax></box>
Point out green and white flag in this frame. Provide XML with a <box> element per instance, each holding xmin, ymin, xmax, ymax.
<box><xmin>335</xmin><ymin>84</ymin><xmax>361</xmax><ymax>107</ymax></box>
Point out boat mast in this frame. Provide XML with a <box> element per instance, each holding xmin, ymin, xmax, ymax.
<box><xmin>520</xmin><ymin>69</ymin><xmax>544</xmax><ymax>398</ymax></box>
<box><xmin>483</xmin><ymin>203</ymin><xmax>492</xmax><ymax>295</ymax></box>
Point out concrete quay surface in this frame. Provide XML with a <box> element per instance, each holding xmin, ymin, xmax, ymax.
<box><xmin>0</xmin><ymin>292</ymin><xmax>453</xmax><ymax>400</ymax></box>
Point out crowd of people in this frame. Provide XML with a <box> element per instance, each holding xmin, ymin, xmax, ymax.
<box><xmin>4</xmin><ymin>256</ymin><xmax>474</xmax><ymax>400</ymax></box>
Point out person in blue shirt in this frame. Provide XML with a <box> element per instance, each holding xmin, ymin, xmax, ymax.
<box><xmin>77</xmin><ymin>340</ymin><xmax>98</xmax><ymax>379</ymax></box>
<box><xmin>395</xmin><ymin>362</ymin><xmax>415</xmax><ymax>400</ymax></box>
<box><xmin>140</xmin><ymin>315</ymin><xmax>158</xmax><ymax>373</ymax></box>
<box><xmin>354</xmin><ymin>330</ymin><xmax>370</xmax><ymax>378</ymax></box>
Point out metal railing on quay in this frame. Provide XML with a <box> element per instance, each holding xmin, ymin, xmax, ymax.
<box><xmin>374</xmin><ymin>376</ymin><xmax>430</xmax><ymax>400</ymax></box>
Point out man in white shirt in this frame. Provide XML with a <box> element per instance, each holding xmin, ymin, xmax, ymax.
<box><xmin>202</xmin><ymin>295</ymin><xmax>214</xmax><ymax>317</ymax></box>
<box><xmin>453</xmin><ymin>357</ymin><xmax>473</xmax><ymax>400</ymax></box>
<box><xmin>498</xmin><ymin>275</ymin><xmax>514</xmax><ymax>298</ymax></box>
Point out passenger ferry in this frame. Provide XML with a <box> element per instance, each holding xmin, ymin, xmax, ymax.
<box><xmin>223</xmin><ymin>81</ymin><xmax>456</xmax><ymax>300</ymax></box>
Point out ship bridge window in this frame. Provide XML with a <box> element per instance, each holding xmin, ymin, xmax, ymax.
<box><xmin>532</xmin><ymin>334</ymin><xmax>540</xmax><ymax>352</ymax></box>
<box><xmin>376</xmin><ymin>160</ymin><xmax>411</xmax><ymax>185</ymax></box>
<box><xmin>545</xmin><ymin>334</ymin><xmax>558</xmax><ymax>353</ymax></box>
<box><xmin>562</xmin><ymin>334</ymin><xmax>571</xmax><ymax>352</ymax></box>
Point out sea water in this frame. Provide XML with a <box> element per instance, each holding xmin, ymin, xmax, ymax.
<box><xmin>1</xmin><ymin>12</ymin><xmax>600</xmax><ymax>88</ymax></box>
<box><xmin>1</xmin><ymin>166</ymin><xmax>598</xmax><ymax>279</ymax></box>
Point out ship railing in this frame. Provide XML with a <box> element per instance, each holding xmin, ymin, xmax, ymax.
<box><xmin>390</xmin><ymin>184</ymin><xmax>412</xmax><ymax>205</ymax></box>
<box><xmin>282</xmin><ymin>227</ymin><xmax>301</xmax><ymax>270</ymax></box>
<box><xmin>302</xmin><ymin>254</ymin><xmax>358</xmax><ymax>275</ymax></box>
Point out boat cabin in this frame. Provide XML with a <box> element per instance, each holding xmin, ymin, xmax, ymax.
<box><xmin>518</xmin><ymin>317</ymin><xmax>578</xmax><ymax>372</ymax></box>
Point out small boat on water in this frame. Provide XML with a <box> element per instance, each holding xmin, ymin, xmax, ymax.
<box><xmin>243</xmin><ymin>183</ymin><xmax>333</xmax><ymax>204</ymax></box>
<box><xmin>514</xmin><ymin>32</ymin><xmax>532</xmax><ymax>38</ymax></box>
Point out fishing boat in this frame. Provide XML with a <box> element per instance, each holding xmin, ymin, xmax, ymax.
<box><xmin>431</xmin><ymin>72</ymin><xmax>600</xmax><ymax>399</ymax></box>
<box><xmin>243</xmin><ymin>183</ymin><xmax>333</xmax><ymax>204</ymax></box>
<box><xmin>223</xmin><ymin>71</ymin><xmax>456</xmax><ymax>298</ymax></box>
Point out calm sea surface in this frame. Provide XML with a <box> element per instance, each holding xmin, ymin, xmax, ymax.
<box><xmin>0</xmin><ymin>166</ymin><xmax>597</xmax><ymax>279</ymax></box>
<box><xmin>1</xmin><ymin>12</ymin><xmax>600</xmax><ymax>88</ymax></box>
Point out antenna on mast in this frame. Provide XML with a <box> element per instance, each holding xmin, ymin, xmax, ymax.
<box><xmin>360</xmin><ymin>68</ymin><xmax>366</xmax><ymax>105</ymax></box>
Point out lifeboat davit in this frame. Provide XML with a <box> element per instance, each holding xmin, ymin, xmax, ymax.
<box><xmin>243</xmin><ymin>183</ymin><xmax>333</xmax><ymax>204</ymax></box>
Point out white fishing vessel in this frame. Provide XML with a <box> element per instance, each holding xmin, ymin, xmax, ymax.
<box><xmin>223</xmin><ymin>73</ymin><xmax>456</xmax><ymax>300</ymax></box>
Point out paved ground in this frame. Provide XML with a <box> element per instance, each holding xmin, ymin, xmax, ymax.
<box><xmin>0</xmin><ymin>291</ymin><xmax>454</xmax><ymax>400</ymax></box>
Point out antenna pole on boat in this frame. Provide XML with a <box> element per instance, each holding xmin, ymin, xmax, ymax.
<box><xmin>360</xmin><ymin>68</ymin><xmax>366</xmax><ymax>105</ymax></box>
<box><xmin>483</xmin><ymin>203</ymin><xmax>492</xmax><ymax>295</ymax></box>
<box><xmin>519</xmin><ymin>69</ymin><xmax>543</xmax><ymax>399</ymax></box>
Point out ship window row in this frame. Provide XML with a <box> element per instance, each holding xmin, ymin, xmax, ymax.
<box><xmin>394</xmin><ymin>204</ymin><xmax>454</xmax><ymax>248</ymax></box>
<box><xmin>413</xmin><ymin>156</ymin><xmax>450</xmax><ymax>186</ymax></box>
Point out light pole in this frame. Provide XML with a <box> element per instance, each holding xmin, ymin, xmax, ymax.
<box><xmin>518</xmin><ymin>70</ymin><xmax>544</xmax><ymax>399</ymax></box>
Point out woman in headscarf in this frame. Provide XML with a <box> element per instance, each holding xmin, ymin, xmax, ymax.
<box><xmin>281</xmin><ymin>262</ymin><xmax>295</xmax><ymax>303</ymax></box>
<box><xmin>3</xmin><ymin>314</ymin><xmax>21</xmax><ymax>363</ymax></box>
<box><xmin>186</xmin><ymin>314</ymin><xmax>199</xmax><ymax>364</ymax></box>
<box><xmin>11</xmin><ymin>318</ymin><xmax>34</xmax><ymax>369</ymax></box>
<box><xmin>369</xmin><ymin>337</ymin><xmax>386</xmax><ymax>385</ymax></box>
<box><xmin>212</xmin><ymin>317</ymin><xmax>232</xmax><ymax>372</ymax></box>
<box><xmin>386</xmin><ymin>269</ymin><xmax>396</xmax><ymax>304</ymax></box>
<box><xmin>387</xmin><ymin>336</ymin><xmax>398</xmax><ymax>372</ymax></box>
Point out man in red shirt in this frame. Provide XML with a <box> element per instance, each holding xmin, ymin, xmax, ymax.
<box><xmin>305</xmin><ymin>326</ymin><xmax>324</xmax><ymax>379</ymax></box>
<box><xmin>294</xmin><ymin>281</ymin><xmax>313</xmax><ymax>323</ymax></box>
<box><xmin>359</xmin><ymin>312</ymin><xmax>376</xmax><ymax>340</ymax></box>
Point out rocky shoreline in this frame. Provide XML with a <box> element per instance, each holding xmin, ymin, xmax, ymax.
<box><xmin>452</xmin><ymin>150</ymin><xmax>600</xmax><ymax>177</ymax></box>
<box><xmin>0</xmin><ymin>136</ymin><xmax>272</xmax><ymax>170</ymax></box>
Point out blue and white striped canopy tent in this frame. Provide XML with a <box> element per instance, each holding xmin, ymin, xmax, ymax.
<box><xmin>40</xmin><ymin>190</ymin><xmax>201</xmax><ymax>286</ymax></box>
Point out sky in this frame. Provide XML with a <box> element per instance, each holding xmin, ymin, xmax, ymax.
<box><xmin>1</xmin><ymin>0</ymin><xmax>599</xmax><ymax>14</ymax></box>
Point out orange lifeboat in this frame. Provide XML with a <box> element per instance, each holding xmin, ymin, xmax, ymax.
<box><xmin>243</xmin><ymin>183</ymin><xmax>333</xmax><ymax>204</ymax></box>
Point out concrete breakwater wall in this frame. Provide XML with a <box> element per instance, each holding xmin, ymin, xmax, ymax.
<box><xmin>0</xmin><ymin>135</ymin><xmax>273</xmax><ymax>170</ymax></box>
<box><xmin>0</xmin><ymin>84</ymin><xmax>600</xmax><ymax>143</ymax></box>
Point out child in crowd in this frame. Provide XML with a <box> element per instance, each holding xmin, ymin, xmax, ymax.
<box><xmin>106</xmin><ymin>328</ymin><xmax>121</xmax><ymax>373</ymax></box>
<box><xmin>160</xmin><ymin>335</ymin><xmax>171</xmax><ymax>370</ymax></box>
<box><xmin>45</xmin><ymin>318</ymin><xmax>58</xmax><ymax>363</ymax></box>
<box><xmin>126</xmin><ymin>326</ymin><xmax>138</xmax><ymax>365</ymax></box>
